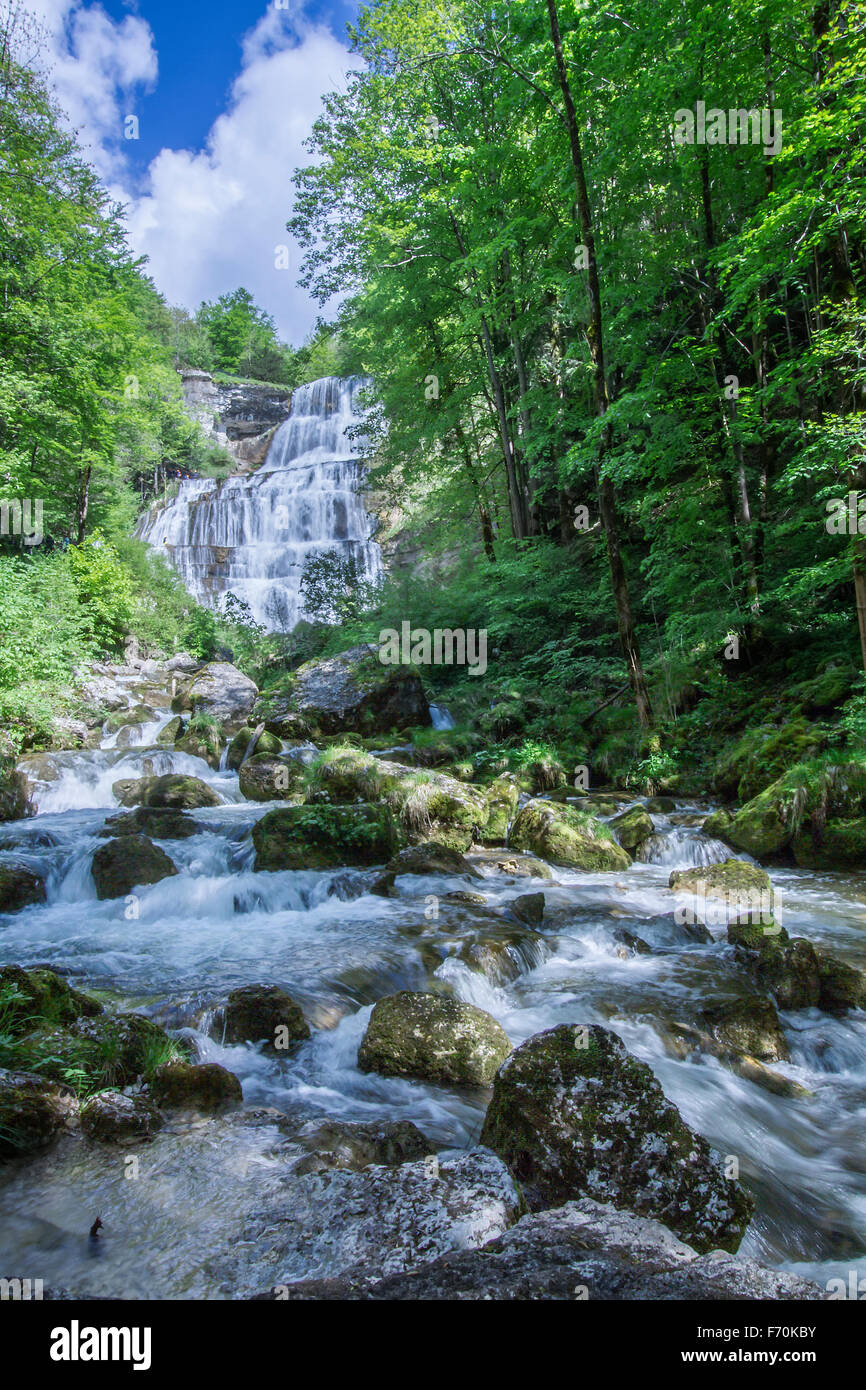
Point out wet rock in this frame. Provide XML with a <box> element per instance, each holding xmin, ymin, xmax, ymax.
<box><xmin>670</xmin><ymin>859</ymin><xmax>772</xmax><ymax>898</ymax></box>
<box><xmin>0</xmin><ymin>1069</ymin><xmax>79</xmax><ymax>1158</ymax></box>
<box><xmin>227</xmin><ymin>725</ymin><xmax>282</xmax><ymax>771</ymax></box>
<box><xmin>292</xmin><ymin>1119</ymin><xmax>435</xmax><ymax>1175</ymax></box>
<box><xmin>165</xmin><ymin>651</ymin><xmax>201</xmax><ymax>674</ymax></box>
<box><xmin>457</xmin><ymin>925</ymin><xmax>549</xmax><ymax>985</ymax></box>
<box><xmin>156</xmin><ymin>715</ymin><xmax>185</xmax><ymax>744</ymax></box>
<box><xmin>510</xmin><ymin>800</ymin><xmax>631</xmax><ymax>871</ymax></box>
<box><xmin>610</xmin><ymin>805</ymin><xmax>654</xmax><ymax>851</ymax></box>
<box><xmin>480</xmin><ymin>774</ymin><xmax>519</xmax><ymax>844</ymax></box>
<box><xmin>253</xmin><ymin>804</ymin><xmax>401</xmax><ymax>871</ymax></box>
<box><xmin>487</xmin><ymin>853</ymin><xmax>552</xmax><ymax>880</ymax></box>
<box><xmin>175</xmin><ymin>727</ymin><xmax>224</xmax><ymax>770</ymax></box>
<box><xmin>0</xmin><ymin>863</ymin><xmax>46</xmax><ymax>913</ymax></box>
<box><xmin>239</xmin><ymin>754</ymin><xmax>306</xmax><ymax>802</ymax></box>
<box><xmin>150</xmin><ymin>1061</ymin><xmax>243</xmax><ymax>1112</ymax></box>
<box><xmin>32</xmin><ymin>1013</ymin><xmax>177</xmax><ymax>1090</ymax></box>
<box><xmin>0</xmin><ymin>965</ymin><xmax>101</xmax><ymax>1027</ymax></box>
<box><xmin>479</xmin><ymin>1023</ymin><xmax>754</xmax><ymax>1254</ymax></box>
<box><xmin>445</xmin><ymin>890</ymin><xmax>487</xmax><ymax>905</ymax></box>
<box><xmin>0</xmin><ymin>762</ymin><xmax>34</xmax><ymax>822</ymax></box>
<box><xmin>510</xmin><ymin>892</ymin><xmax>545</xmax><ymax>926</ymax></box>
<box><xmin>91</xmin><ymin>834</ymin><xmax>178</xmax><ymax>899</ymax></box>
<box><xmin>385</xmin><ymin>842</ymin><xmax>482</xmax><ymax>879</ymax></box>
<box><xmin>358</xmin><ymin>991</ymin><xmax>512</xmax><ymax>1087</ymax></box>
<box><xmin>100</xmin><ymin>807</ymin><xmax>201</xmax><ymax>840</ymax></box>
<box><xmin>183</xmin><ymin>661</ymin><xmax>258</xmax><ymax>733</ymax></box>
<box><xmin>112</xmin><ymin>773</ymin><xmax>221</xmax><ymax>810</ymax></box>
<box><xmin>645</xmin><ymin>796</ymin><xmax>676</xmax><ymax>814</ymax></box>
<box><xmin>80</xmin><ymin>1090</ymin><xmax>164</xmax><ymax>1143</ymax></box>
<box><xmin>272</xmin><ymin>1199</ymin><xmax>821</xmax><ymax>1301</ymax></box>
<box><xmin>611</xmin><ymin>926</ymin><xmax>652</xmax><ymax>955</ymax></box>
<box><xmin>731</xmin><ymin>926</ymin><xmax>823</xmax><ymax>1011</ymax></box>
<box><xmin>698</xmin><ymin>997</ymin><xmax>789</xmax><ymax>1063</ymax></box>
<box><xmin>221</xmin><ymin>985</ymin><xmax>310</xmax><ymax>1049</ymax></box>
<box><xmin>254</xmin><ymin>644</ymin><xmax>429</xmax><ymax>739</ymax></box>
<box><xmin>815</xmin><ymin>951</ymin><xmax>866</xmax><ymax>1014</ymax></box>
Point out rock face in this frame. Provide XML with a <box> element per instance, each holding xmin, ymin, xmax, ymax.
<box><xmin>510</xmin><ymin>800</ymin><xmax>631</xmax><ymax>871</ymax></box>
<box><xmin>0</xmin><ymin>863</ymin><xmax>46</xmax><ymax>913</ymax></box>
<box><xmin>253</xmin><ymin>804</ymin><xmax>401</xmax><ymax>870</ymax></box>
<box><xmin>80</xmin><ymin>1091</ymin><xmax>164</xmax><ymax>1143</ymax></box>
<box><xmin>0</xmin><ymin>1069</ymin><xmax>79</xmax><ymax>1157</ymax></box>
<box><xmin>358</xmin><ymin>991</ymin><xmax>512</xmax><ymax>1087</ymax></box>
<box><xmin>91</xmin><ymin>834</ymin><xmax>178</xmax><ymax>899</ymax></box>
<box><xmin>272</xmin><ymin>1199</ymin><xmax>822</xmax><ymax>1301</ymax></box>
<box><xmin>254</xmin><ymin>645</ymin><xmax>429</xmax><ymax>738</ymax></box>
<box><xmin>178</xmin><ymin>369</ymin><xmax>291</xmax><ymax>461</ymax></box>
<box><xmin>221</xmin><ymin>985</ymin><xmax>310</xmax><ymax>1049</ymax></box>
<box><xmin>112</xmin><ymin>773</ymin><xmax>221</xmax><ymax>810</ymax></box>
<box><xmin>479</xmin><ymin>1024</ymin><xmax>754</xmax><ymax>1254</ymax></box>
<box><xmin>182</xmin><ymin>662</ymin><xmax>258</xmax><ymax>733</ymax></box>
<box><xmin>150</xmin><ymin>1061</ymin><xmax>243</xmax><ymax>1112</ymax></box>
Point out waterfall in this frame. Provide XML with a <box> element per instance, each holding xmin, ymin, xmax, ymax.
<box><xmin>137</xmin><ymin>376</ymin><xmax>383</xmax><ymax>632</ymax></box>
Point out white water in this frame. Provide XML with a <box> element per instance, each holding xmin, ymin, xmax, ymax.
<box><xmin>3</xmin><ymin>774</ymin><xmax>866</xmax><ymax>1296</ymax></box>
<box><xmin>136</xmin><ymin>376</ymin><xmax>383</xmax><ymax>632</ymax></box>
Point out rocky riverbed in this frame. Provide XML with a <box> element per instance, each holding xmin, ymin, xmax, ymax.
<box><xmin>1</xmin><ymin>651</ymin><xmax>864</xmax><ymax>1299</ymax></box>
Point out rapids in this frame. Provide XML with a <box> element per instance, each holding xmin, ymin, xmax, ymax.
<box><xmin>2</xmin><ymin>742</ymin><xmax>866</xmax><ymax>1297</ymax></box>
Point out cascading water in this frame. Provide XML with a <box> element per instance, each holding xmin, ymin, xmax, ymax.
<box><xmin>137</xmin><ymin>376</ymin><xmax>383</xmax><ymax>632</ymax></box>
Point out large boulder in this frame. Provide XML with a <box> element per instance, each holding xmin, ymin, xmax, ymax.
<box><xmin>254</xmin><ymin>644</ymin><xmax>429</xmax><ymax>738</ymax></box>
<box><xmin>273</xmin><ymin>1199</ymin><xmax>822</xmax><ymax>1301</ymax></box>
<box><xmin>479</xmin><ymin>1023</ymin><xmax>754</xmax><ymax>1253</ymax></box>
<box><xmin>80</xmin><ymin>1090</ymin><xmax>164</xmax><ymax>1143</ymax></box>
<box><xmin>0</xmin><ymin>863</ymin><xmax>46</xmax><ymax>913</ymax></box>
<box><xmin>221</xmin><ymin>984</ymin><xmax>310</xmax><ymax>1049</ymax></box>
<box><xmin>227</xmin><ymin>725</ymin><xmax>283</xmax><ymax>771</ymax></box>
<box><xmin>253</xmin><ymin>804</ymin><xmax>400</xmax><ymax>871</ymax></box>
<box><xmin>697</xmin><ymin>997</ymin><xmax>789</xmax><ymax>1063</ymax></box>
<box><xmin>91</xmin><ymin>834</ymin><xmax>178</xmax><ymax>899</ymax></box>
<box><xmin>99</xmin><ymin>807</ymin><xmax>202</xmax><ymax>840</ymax></box>
<box><xmin>714</xmin><ymin>760</ymin><xmax>866</xmax><ymax>865</ymax></box>
<box><xmin>182</xmin><ymin>661</ymin><xmax>258</xmax><ymax>734</ymax></box>
<box><xmin>609</xmin><ymin>805</ymin><xmax>654</xmax><ymax>851</ymax></box>
<box><xmin>358</xmin><ymin>991</ymin><xmax>512</xmax><ymax>1087</ymax></box>
<box><xmin>238</xmin><ymin>754</ymin><xmax>306</xmax><ymax>803</ymax></box>
<box><xmin>385</xmin><ymin>843</ymin><xmax>482</xmax><ymax>878</ymax></box>
<box><xmin>669</xmin><ymin>859</ymin><xmax>775</xmax><ymax>927</ymax></box>
<box><xmin>509</xmin><ymin>800</ymin><xmax>631</xmax><ymax>871</ymax></box>
<box><xmin>0</xmin><ymin>965</ymin><xmax>101</xmax><ymax>1028</ymax></box>
<box><xmin>150</xmin><ymin>1061</ymin><xmax>242</xmax><ymax>1112</ymax></box>
<box><xmin>112</xmin><ymin>773</ymin><xmax>221</xmax><ymax>810</ymax></box>
<box><xmin>0</xmin><ymin>1068</ymin><xmax>79</xmax><ymax>1158</ymax></box>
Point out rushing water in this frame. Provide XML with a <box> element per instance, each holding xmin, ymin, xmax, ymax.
<box><xmin>2</xmin><ymin>736</ymin><xmax>866</xmax><ymax>1296</ymax></box>
<box><xmin>136</xmin><ymin>377</ymin><xmax>383</xmax><ymax>631</ymax></box>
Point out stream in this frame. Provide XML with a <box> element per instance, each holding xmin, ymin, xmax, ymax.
<box><xmin>2</xmin><ymin>723</ymin><xmax>866</xmax><ymax>1298</ymax></box>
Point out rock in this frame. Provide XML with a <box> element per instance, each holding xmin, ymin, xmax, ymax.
<box><xmin>112</xmin><ymin>773</ymin><xmax>221</xmax><ymax>810</ymax></box>
<box><xmin>221</xmin><ymin>985</ymin><xmax>310</xmax><ymax>1049</ymax></box>
<box><xmin>175</xmin><ymin>727</ymin><xmax>224</xmax><ymax>770</ymax></box>
<box><xmin>670</xmin><ymin>860</ymin><xmax>775</xmax><ymax>926</ymax></box>
<box><xmin>510</xmin><ymin>892</ymin><xmax>545</xmax><ymax>925</ymax></box>
<box><xmin>457</xmin><ymin>925</ymin><xmax>549</xmax><ymax>985</ymax></box>
<box><xmin>80</xmin><ymin>1091</ymin><xmax>164</xmax><ymax>1143</ymax></box>
<box><xmin>731</xmin><ymin>927</ymin><xmax>823</xmax><ymax>1011</ymax></box>
<box><xmin>792</xmin><ymin>818</ymin><xmax>866</xmax><ymax>869</ymax></box>
<box><xmin>0</xmin><ymin>1068</ymin><xmax>79</xmax><ymax>1158</ymax></box>
<box><xmin>292</xmin><ymin>1119</ymin><xmax>435</xmax><ymax>1175</ymax></box>
<box><xmin>0</xmin><ymin>863</ymin><xmax>46</xmax><ymax>912</ymax></box>
<box><xmin>183</xmin><ymin>661</ymin><xmax>258</xmax><ymax>733</ymax></box>
<box><xmin>165</xmin><ymin>651</ymin><xmax>199</xmax><ymax>673</ymax></box>
<box><xmin>816</xmin><ymin>952</ymin><xmax>866</xmax><ymax>1013</ymax></box>
<box><xmin>697</xmin><ymin>997</ymin><xmax>789</xmax><ymax>1063</ymax></box>
<box><xmin>510</xmin><ymin>800</ymin><xmax>631</xmax><ymax>871</ymax></box>
<box><xmin>227</xmin><ymin>725</ymin><xmax>283</xmax><ymax>770</ymax></box>
<box><xmin>358</xmin><ymin>991</ymin><xmax>512</xmax><ymax>1087</ymax></box>
<box><xmin>31</xmin><ymin>1013</ymin><xmax>177</xmax><ymax>1089</ymax></box>
<box><xmin>480</xmin><ymin>774</ymin><xmax>520</xmax><ymax>844</ymax></box>
<box><xmin>526</xmin><ymin>756</ymin><xmax>567</xmax><ymax>793</ymax></box>
<box><xmin>254</xmin><ymin>644</ymin><xmax>429</xmax><ymax>739</ymax></box>
<box><xmin>611</xmin><ymin>926</ymin><xmax>652</xmax><ymax>955</ymax></box>
<box><xmin>100</xmin><ymin>807</ymin><xmax>201</xmax><ymax>840</ymax></box>
<box><xmin>150</xmin><ymin>1061</ymin><xmax>242</xmax><ymax>1112</ymax></box>
<box><xmin>238</xmin><ymin>754</ymin><xmax>306</xmax><ymax>803</ymax></box>
<box><xmin>446</xmin><ymin>890</ymin><xmax>487</xmax><ymax>905</ymax></box>
<box><xmin>0</xmin><ymin>762</ymin><xmax>33</xmax><ymax>822</ymax></box>
<box><xmin>156</xmin><ymin>715</ymin><xmax>185</xmax><ymax>744</ymax></box>
<box><xmin>385</xmin><ymin>843</ymin><xmax>482</xmax><ymax>878</ymax></box>
<box><xmin>479</xmin><ymin>1023</ymin><xmax>754</xmax><ymax>1254</ymax></box>
<box><xmin>91</xmin><ymin>834</ymin><xmax>178</xmax><ymax>899</ymax></box>
<box><xmin>646</xmin><ymin>796</ymin><xmax>676</xmax><ymax>813</ymax></box>
<box><xmin>489</xmin><ymin>854</ymin><xmax>552</xmax><ymax>880</ymax></box>
<box><xmin>610</xmin><ymin>805</ymin><xmax>654</xmax><ymax>851</ymax></box>
<box><xmin>0</xmin><ymin>965</ymin><xmax>101</xmax><ymax>1028</ymax></box>
<box><xmin>272</xmin><ymin>1199</ymin><xmax>822</xmax><ymax>1301</ymax></box>
<box><xmin>253</xmin><ymin>804</ymin><xmax>401</xmax><ymax>871</ymax></box>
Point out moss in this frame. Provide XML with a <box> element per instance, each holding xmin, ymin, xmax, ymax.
<box><xmin>510</xmin><ymin>799</ymin><xmax>631</xmax><ymax>871</ymax></box>
<box><xmin>610</xmin><ymin>804</ymin><xmax>654</xmax><ymax>851</ymax></box>
<box><xmin>253</xmin><ymin>803</ymin><xmax>402</xmax><ymax>870</ymax></box>
<box><xmin>711</xmin><ymin>721</ymin><xmax>829</xmax><ymax>801</ymax></box>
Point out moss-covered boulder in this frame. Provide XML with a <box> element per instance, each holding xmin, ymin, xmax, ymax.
<box><xmin>238</xmin><ymin>754</ymin><xmax>306</xmax><ymax>803</ymax></box>
<box><xmin>816</xmin><ymin>952</ymin><xmax>866</xmax><ymax>1014</ymax></box>
<box><xmin>100</xmin><ymin>807</ymin><xmax>201</xmax><ymax>840</ymax></box>
<box><xmin>0</xmin><ymin>1068</ymin><xmax>79</xmax><ymax>1158</ymax></box>
<box><xmin>697</xmin><ymin>998</ymin><xmax>789</xmax><ymax>1063</ymax></box>
<box><xmin>227</xmin><ymin>725</ymin><xmax>283</xmax><ymax>771</ymax></box>
<box><xmin>610</xmin><ymin>805</ymin><xmax>654</xmax><ymax>851</ymax></box>
<box><xmin>175</xmin><ymin>726</ymin><xmax>224</xmax><ymax>770</ymax></box>
<box><xmin>156</xmin><ymin>715</ymin><xmax>184</xmax><ymax>745</ymax></box>
<box><xmin>23</xmin><ymin>1012</ymin><xmax>175</xmax><ymax>1090</ymax></box>
<box><xmin>510</xmin><ymin>800</ymin><xmax>631</xmax><ymax>871</ymax></box>
<box><xmin>731</xmin><ymin>924</ymin><xmax>824</xmax><ymax>1011</ymax></box>
<box><xmin>254</xmin><ymin>644</ymin><xmax>429</xmax><ymax>739</ymax></box>
<box><xmin>91</xmin><ymin>833</ymin><xmax>178</xmax><ymax>899</ymax></box>
<box><xmin>480</xmin><ymin>774</ymin><xmax>520</xmax><ymax>844</ymax></box>
<box><xmin>646</xmin><ymin>796</ymin><xmax>676</xmax><ymax>814</ymax></box>
<box><xmin>479</xmin><ymin>1024</ymin><xmax>754</xmax><ymax>1253</ymax></box>
<box><xmin>0</xmin><ymin>863</ymin><xmax>46</xmax><ymax>913</ymax></box>
<box><xmin>669</xmin><ymin>860</ymin><xmax>774</xmax><ymax>927</ymax></box>
<box><xmin>510</xmin><ymin>892</ymin><xmax>545</xmax><ymax>925</ymax></box>
<box><xmin>358</xmin><ymin>991</ymin><xmax>512</xmax><ymax>1087</ymax></box>
<box><xmin>150</xmin><ymin>1060</ymin><xmax>242</xmax><ymax>1112</ymax></box>
<box><xmin>385</xmin><ymin>843</ymin><xmax>482</xmax><ymax>878</ymax></box>
<box><xmin>0</xmin><ymin>965</ymin><xmax>101</xmax><ymax>1028</ymax></box>
<box><xmin>80</xmin><ymin>1090</ymin><xmax>164</xmax><ymax>1143</ymax></box>
<box><xmin>711</xmin><ymin>721</ymin><xmax>828</xmax><ymax>802</ymax></box>
<box><xmin>112</xmin><ymin>773</ymin><xmax>221</xmax><ymax>810</ymax></box>
<box><xmin>792</xmin><ymin>818</ymin><xmax>866</xmax><ymax>869</ymax></box>
<box><xmin>253</xmin><ymin>804</ymin><xmax>401</xmax><ymax>871</ymax></box>
<box><xmin>221</xmin><ymin>984</ymin><xmax>310</xmax><ymax>1049</ymax></box>
<box><xmin>721</xmin><ymin>760</ymin><xmax>866</xmax><ymax>865</ymax></box>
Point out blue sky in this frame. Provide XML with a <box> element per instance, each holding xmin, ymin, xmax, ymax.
<box><xmin>31</xmin><ymin>0</ymin><xmax>362</xmax><ymax>342</ymax></box>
